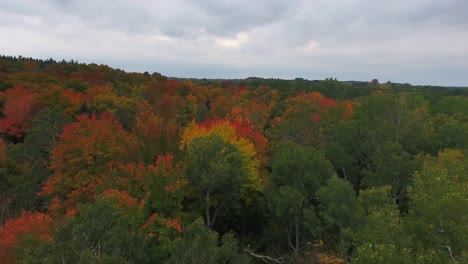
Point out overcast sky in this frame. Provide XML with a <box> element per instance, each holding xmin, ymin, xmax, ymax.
<box><xmin>1</xmin><ymin>0</ymin><xmax>467</xmax><ymax>86</ymax></box>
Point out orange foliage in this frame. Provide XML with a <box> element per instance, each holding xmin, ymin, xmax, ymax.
<box><xmin>133</xmin><ymin>110</ymin><xmax>180</xmax><ymax>162</ymax></box>
<box><xmin>102</xmin><ymin>189</ymin><xmax>138</xmax><ymax>208</ymax></box>
<box><xmin>165</xmin><ymin>218</ymin><xmax>183</xmax><ymax>233</ymax></box>
<box><xmin>40</xmin><ymin>112</ymin><xmax>132</xmax><ymax>213</ymax></box>
<box><xmin>0</xmin><ymin>86</ymin><xmax>40</xmax><ymax>139</ymax></box>
<box><xmin>315</xmin><ymin>253</ymin><xmax>346</xmax><ymax>264</ymax></box>
<box><xmin>108</xmin><ymin>153</ymin><xmax>186</xmax><ymax>199</ymax></box>
<box><xmin>181</xmin><ymin>119</ymin><xmax>262</xmax><ymax>187</ymax></box>
<box><xmin>0</xmin><ymin>211</ymin><xmax>53</xmax><ymax>264</ymax></box>
<box><xmin>232</xmin><ymin>119</ymin><xmax>268</xmax><ymax>165</ymax></box>
<box><xmin>210</xmin><ymin>94</ymin><xmax>232</xmax><ymax>119</ymax></box>
<box><xmin>140</xmin><ymin>213</ymin><xmax>182</xmax><ymax>233</ymax></box>
<box><xmin>183</xmin><ymin>119</ymin><xmax>259</xmax><ymax>166</ymax></box>
<box><xmin>39</xmin><ymin>86</ymin><xmax>86</xmax><ymax>115</ymax></box>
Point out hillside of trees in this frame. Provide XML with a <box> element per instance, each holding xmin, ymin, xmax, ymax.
<box><xmin>0</xmin><ymin>55</ymin><xmax>467</xmax><ymax>263</ymax></box>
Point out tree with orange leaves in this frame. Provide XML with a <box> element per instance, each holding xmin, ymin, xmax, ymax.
<box><xmin>0</xmin><ymin>211</ymin><xmax>53</xmax><ymax>264</ymax></box>
<box><xmin>0</xmin><ymin>86</ymin><xmax>41</xmax><ymax>141</ymax></box>
<box><xmin>106</xmin><ymin>153</ymin><xmax>187</xmax><ymax>218</ymax></box>
<box><xmin>40</xmin><ymin>112</ymin><xmax>133</xmax><ymax>213</ymax></box>
<box><xmin>269</xmin><ymin>91</ymin><xmax>349</xmax><ymax>147</ymax></box>
<box><xmin>17</xmin><ymin>194</ymin><xmax>153</xmax><ymax>263</ymax></box>
<box><xmin>133</xmin><ymin>110</ymin><xmax>180</xmax><ymax>164</ymax></box>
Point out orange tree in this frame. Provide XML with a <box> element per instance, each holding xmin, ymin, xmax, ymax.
<box><xmin>40</xmin><ymin>112</ymin><xmax>134</xmax><ymax>214</ymax></box>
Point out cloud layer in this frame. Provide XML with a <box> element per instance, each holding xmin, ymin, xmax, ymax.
<box><xmin>1</xmin><ymin>0</ymin><xmax>467</xmax><ymax>85</ymax></box>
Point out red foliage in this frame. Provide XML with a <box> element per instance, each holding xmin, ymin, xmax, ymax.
<box><xmin>39</xmin><ymin>86</ymin><xmax>86</xmax><ymax>115</ymax></box>
<box><xmin>102</xmin><ymin>189</ymin><xmax>138</xmax><ymax>208</ymax></box>
<box><xmin>140</xmin><ymin>213</ymin><xmax>182</xmax><ymax>233</ymax></box>
<box><xmin>40</xmin><ymin>112</ymin><xmax>132</xmax><ymax>213</ymax></box>
<box><xmin>165</xmin><ymin>218</ymin><xmax>183</xmax><ymax>233</ymax></box>
<box><xmin>156</xmin><ymin>95</ymin><xmax>177</xmax><ymax>120</ymax></box>
<box><xmin>133</xmin><ymin>111</ymin><xmax>180</xmax><ymax>160</ymax></box>
<box><xmin>80</xmin><ymin>71</ymin><xmax>108</xmax><ymax>86</ymax></box>
<box><xmin>0</xmin><ymin>138</ymin><xmax>6</xmax><ymax>164</ymax></box>
<box><xmin>146</xmin><ymin>80</ymin><xmax>181</xmax><ymax>104</ymax></box>
<box><xmin>313</xmin><ymin>113</ymin><xmax>321</xmax><ymax>123</ymax></box>
<box><xmin>109</xmin><ymin>153</ymin><xmax>185</xmax><ymax>197</ymax></box>
<box><xmin>200</xmin><ymin>118</ymin><xmax>267</xmax><ymax>153</ymax></box>
<box><xmin>0</xmin><ymin>211</ymin><xmax>53</xmax><ymax>263</ymax></box>
<box><xmin>0</xmin><ymin>86</ymin><xmax>40</xmax><ymax>139</ymax></box>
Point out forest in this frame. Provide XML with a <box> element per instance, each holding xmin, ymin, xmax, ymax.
<box><xmin>0</xmin><ymin>55</ymin><xmax>467</xmax><ymax>263</ymax></box>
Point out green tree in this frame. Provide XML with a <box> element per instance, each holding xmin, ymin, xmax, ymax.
<box><xmin>185</xmin><ymin>134</ymin><xmax>246</xmax><ymax>229</ymax></box>
<box><xmin>17</xmin><ymin>196</ymin><xmax>151</xmax><ymax>264</ymax></box>
<box><xmin>317</xmin><ymin>176</ymin><xmax>364</xmax><ymax>248</ymax></box>
<box><xmin>266</xmin><ymin>142</ymin><xmax>334</xmax><ymax>256</ymax></box>
<box><xmin>167</xmin><ymin>218</ymin><xmax>251</xmax><ymax>264</ymax></box>
<box><xmin>361</xmin><ymin>142</ymin><xmax>415</xmax><ymax>204</ymax></box>
<box><xmin>407</xmin><ymin>149</ymin><xmax>468</xmax><ymax>262</ymax></box>
<box><xmin>351</xmin><ymin>186</ymin><xmax>412</xmax><ymax>264</ymax></box>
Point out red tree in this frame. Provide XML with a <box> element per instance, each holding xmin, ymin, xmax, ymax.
<box><xmin>0</xmin><ymin>211</ymin><xmax>53</xmax><ymax>263</ymax></box>
<box><xmin>40</xmin><ymin>112</ymin><xmax>133</xmax><ymax>213</ymax></box>
<box><xmin>0</xmin><ymin>86</ymin><xmax>40</xmax><ymax>140</ymax></box>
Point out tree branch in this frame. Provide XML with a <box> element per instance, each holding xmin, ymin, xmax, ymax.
<box><xmin>243</xmin><ymin>247</ymin><xmax>284</xmax><ymax>263</ymax></box>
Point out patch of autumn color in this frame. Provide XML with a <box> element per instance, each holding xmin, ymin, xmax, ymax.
<box><xmin>155</xmin><ymin>95</ymin><xmax>180</xmax><ymax>120</ymax></box>
<box><xmin>315</xmin><ymin>253</ymin><xmax>345</xmax><ymax>264</ymax></box>
<box><xmin>210</xmin><ymin>94</ymin><xmax>232</xmax><ymax>119</ymax></box>
<box><xmin>321</xmin><ymin>98</ymin><xmax>337</xmax><ymax>109</ymax></box>
<box><xmin>313</xmin><ymin>113</ymin><xmax>321</xmax><ymax>123</ymax></box>
<box><xmin>181</xmin><ymin>119</ymin><xmax>261</xmax><ymax>187</ymax></box>
<box><xmin>39</xmin><ymin>86</ymin><xmax>86</xmax><ymax>115</ymax></box>
<box><xmin>285</xmin><ymin>92</ymin><xmax>338</xmax><ymax>116</ymax></box>
<box><xmin>0</xmin><ymin>138</ymin><xmax>6</xmax><ymax>165</ymax></box>
<box><xmin>373</xmin><ymin>89</ymin><xmax>386</xmax><ymax>96</ymax></box>
<box><xmin>40</xmin><ymin>112</ymin><xmax>132</xmax><ymax>212</ymax></box>
<box><xmin>141</xmin><ymin>213</ymin><xmax>158</xmax><ymax>230</ymax></box>
<box><xmin>0</xmin><ymin>86</ymin><xmax>40</xmax><ymax>139</ymax></box>
<box><xmin>165</xmin><ymin>218</ymin><xmax>183</xmax><ymax>233</ymax></box>
<box><xmin>232</xmin><ymin>119</ymin><xmax>268</xmax><ymax>165</ymax></box>
<box><xmin>184</xmin><ymin>119</ymin><xmax>257</xmax><ymax>161</ymax></box>
<box><xmin>133</xmin><ymin>110</ymin><xmax>180</xmax><ymax>161</ymax></box>
<box><xmin>102</xmin><ymin>189</ymin><xmax>138</xmax><ymax>208</ymax></box>
<box><xmin>0</xmin><ymin>211</ymin><xmax>53</xmax><ymax>264</ymax></box>
<box><xmin>107</xmin><ymin>153</ymin><xmax>186</xmax><ymax>217</ymax></box>
<box><xmin>80</xmin><ymin>71</ymin><xmax>108</xmax><ymax>86</ymax></box>
<box><xmin>86</xmin><ymin>85</ymin><xmax>114</xmax><ymax>103</ymax></box>
<box><xmin>140</xmin><ymin>213</ymin><xmax>182</xmax><ymax>233</ymax></box>
<box><xmin>183</xmin><ymin>120</ymin><xmax>257</xmax><ymax>162</ymax></box>
<box><xmin>339</xmin><ymin>100</ymin><xmax>354</xmax><ymax>119</ymax></box>
<box><xmin>279</xmin><ymin>91</ymin><xmax>353</xmax><ymax>124</ymax></box>
<box><xmin>109</xmin><ymin>153</ymin><xmax>184</xmax><ymax>194</ymax></box>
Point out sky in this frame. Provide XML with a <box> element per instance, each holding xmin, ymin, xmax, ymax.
<box><xmin>1</xmin><ymin>0</ymin><xmax>467</xmax><ymax>86</ymax></box>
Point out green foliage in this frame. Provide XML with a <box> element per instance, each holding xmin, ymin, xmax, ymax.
<box><xmin>185</xmin><ymin>134</ymin><xmax>247</xmax><ymax>229</ymax></box>
<box><xmin>407</xmin><ymin>150</ymin><xmax>468</xmax><ymax>262</ymax></box>
<box><xmin>167</xmin><ymin>218</ymin><xmax>251</xmax><ymax>264</ymax></box>
<box><xmin>317</xmin><ymin>176</ymin><xmax>365</xmax><ymax>247</ymax></box>
<box><xmin>351</xmin><ymin>187</ymin><xmax>412</xmax><ymax>263</ymax></box>
<box><xmin>266</xmin><ymin>142</ymin><xmax>334</xmax><ymax>254</ymax></box>
<box><xmin>17</xmin><ymin>197</ymin><xmax>151</xmax><ymax>263</ymax></box>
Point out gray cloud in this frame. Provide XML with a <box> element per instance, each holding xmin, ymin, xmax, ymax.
<box><xmin>0</xmin><ymin>0</ymin><xmax>467</xmax><ymax>86</ymax></box>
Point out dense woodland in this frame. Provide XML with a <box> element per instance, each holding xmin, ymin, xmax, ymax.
<box><xmin>0</xmin><ymin>55</ymin><xmax>467</xmax><ymax>263</ymax></box>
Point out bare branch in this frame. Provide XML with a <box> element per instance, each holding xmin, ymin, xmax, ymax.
<box><xmin>243</xmin><ymin>247</ymin><xmax>284</xmax><ymax>264</ymax></box>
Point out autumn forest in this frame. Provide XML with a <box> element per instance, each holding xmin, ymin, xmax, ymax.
<box><xmin>0</xmin><ymin>55</ymin><xmax>467</xmax><ymax>263</ymax></box>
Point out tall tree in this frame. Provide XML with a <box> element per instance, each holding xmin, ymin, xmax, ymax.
<box><xmin>40</xmin><ymin>113</ymin><xmax>133</xmax><ymax>213</ymax></box>
<box><xmin>407</xmin><ymin>149</ymin><xmax>468</xmax><ymax>262</ymax></box>
<box><xmin>266</xmin><ymin>142</ymin><xmax>334</xmax><ymax>256</ymax></box>
<box><xmin>185</xmin><ymin>134</ymin><xmax>246</xmax><ymax>229</ymax></box>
